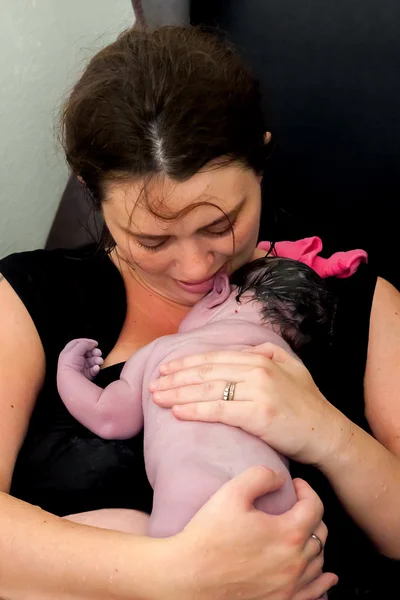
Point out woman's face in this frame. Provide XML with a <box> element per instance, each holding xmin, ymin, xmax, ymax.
<box><xmin>102</xmin><ymin>162</ymin><xmax>262</xmax><ymax>306</ymax></box>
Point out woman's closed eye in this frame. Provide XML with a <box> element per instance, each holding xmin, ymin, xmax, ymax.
<box><xmin>135</xmin><ymin>218</ymin><xmax>237</xmax><ymax>252</ymax></box>
<box><xmin>136</xmin><ymin>239</ymin><xmax>168</xmax><ymax>252</ymax></box>
<box><xmin>202</xmin><ymin>217</ymin><xmax>237</xmax><ymax>237</ymax></box>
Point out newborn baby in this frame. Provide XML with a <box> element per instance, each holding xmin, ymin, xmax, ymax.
<box><xmin>57</xmin><ymin>256</ymin><xmax>334</xmax><ymax>541</ymax></box>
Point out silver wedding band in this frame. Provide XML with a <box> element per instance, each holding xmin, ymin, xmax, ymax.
<box><xmin>310</xmin><ymin>533</ymin><xmax>324</xmax><ymax>555</ymax></box>
<box><xmin>223</xmin><ymin>382</ymin><xmax>236</xmax><ymax>401</ymax></box>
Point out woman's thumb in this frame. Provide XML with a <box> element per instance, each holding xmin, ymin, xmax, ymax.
<box><xmin>221</xmin><ymin>466</ymin><xmax>286</xmax><ymax>509</ymax></box>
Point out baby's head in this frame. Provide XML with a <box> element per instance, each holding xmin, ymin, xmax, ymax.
<box><xmin>179</xmin><ymin>256</ymin><xmax>336</xmax><ymax>353</ymax></box>
<box><xmin>232</xmin><ymin>256</ymin><xmax>336</xmax><ymax>350</ymax></box>
<box><xmin>177</xmin><ymin>272</ymin><xmax>250</xmax><ymax>333</ymax></box>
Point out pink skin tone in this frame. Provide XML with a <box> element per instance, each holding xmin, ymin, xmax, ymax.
<box><xmin>58</xmin><ymin>274</ymin><xmax>298</xmax><ymax>538</ymax></box>
<box><xmin>58</xmin><ymin>274</ymin><xmax>327</xmax><ymax>598</ymax></box>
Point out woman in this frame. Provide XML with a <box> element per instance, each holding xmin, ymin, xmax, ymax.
<box><xmin>0</xmin><ymin>25</ymin><xmax>398</xmax><ymax>599</ymax></box>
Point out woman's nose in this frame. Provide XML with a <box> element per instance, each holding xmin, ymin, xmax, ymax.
<box><xmin>175</xmin><ymin>244</ymin><xmax>214</xmax><ymax>282</ymax></box>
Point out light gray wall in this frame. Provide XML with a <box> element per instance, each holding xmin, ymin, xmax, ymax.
<box><xmin>0</xmin><ymin>0</ymin><xmax>134</xmax><ymax>258</ymax></box>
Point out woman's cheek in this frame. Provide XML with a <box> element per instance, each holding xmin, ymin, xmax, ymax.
<box><xmin>235</xmin><ymin>221</ymin><xmax>260</xmax><ymax>254</ymax></box>
<box><xmin>229</xmin><ymin>227</ymin><xmax>260</xmax><ymax>271</ymax></box>
<box><xmin>138</xmin><ymin>256</ymin><xmax>171</xmax><ymax>275</ymax></box>
<box><xmin>129</xmin><ymin>249</ymin><xmax>171</xmax><ymax>275</ymax></box>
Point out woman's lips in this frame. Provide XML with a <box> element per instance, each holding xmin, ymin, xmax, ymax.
<box><xmin>175</xmin><ymin>267</ymin><xmax>225</xmax><ymax>294</ymax></box>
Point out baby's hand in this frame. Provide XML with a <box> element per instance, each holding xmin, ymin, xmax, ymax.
<box><xmin>58</xmin><ymin>338</ymin><xmax>104</xmax><ymax>380</ymax></box>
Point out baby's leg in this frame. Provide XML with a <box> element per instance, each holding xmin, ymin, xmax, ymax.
<box><xmin>64</xmin><ymin>509</ymin><xmax>149</xmax><ymax>535</ymax></box>
<box><xmin>148</xmin><ymin>461</ymin><xmax>327</xmax><ymax>600</ymax></box>
<box><xmin>148</xmin><ymin>460</ymin><xmax>234</xmax><ymax>538</ymax></box>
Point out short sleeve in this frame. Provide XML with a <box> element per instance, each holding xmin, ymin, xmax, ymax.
<box><xmin>1</xmin><ymin>245</ymin><xmax>126</xmax><ymax>370</ymax></box>
<box><xmin>0</xmin><ymin>250</ymin><xmax>54</xmax><ymax>353</ymax></box>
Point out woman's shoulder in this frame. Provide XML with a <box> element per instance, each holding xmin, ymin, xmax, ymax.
<box><xmin>328</xmin><ymin>262</ymin><xmax>378</xmax><ymax>327</ymax></box>
<box><xmin>0</xmin><ymin>244</ymin><xmax>125</xmax><ymax>358</ymax></box>
<box><xmin>1</xmin><ymin>243</ymin><xmax>105</xmax><ymax>276</ymax></box>
<box><xmin>0</xmin><ymin>244</ymin><xmax>119</xmax><ymax>295</ymax></box>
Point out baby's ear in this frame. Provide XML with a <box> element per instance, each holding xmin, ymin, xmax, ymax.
<box><xmin>206</xmin><ymin>274</ymin><xmax>231</xmax><ymax>308</ymax></box>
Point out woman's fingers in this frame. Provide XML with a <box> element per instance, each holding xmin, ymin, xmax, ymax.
<box><xmin>153</xmin><ymin>378</ymin><xmax>255</xmax><ymax>406</ymax></box>
<box><xmin>171</xmin><ymin>400</ymin><xmax>272</xmax><ymax>441</ymax></box>
<box><xmin>172</xmin><ymin>399</ymin><xmax>252</xmax><ymax>427</ymax></box>
<box><xmin>217</xmin><ymin>466</ymin><xmax>285</xmax><ymax>511</ymax></box>
<box><xmin>297</xmin><ymin>551</ymin><xmax>324</xmax><ymax>589</ymax></box>
<box><xmin>159</xmin><ymin>350</ymin><xmax>273</xmax><ymax>375</ymax></box>
<box><xmin>283</xmin><ymin>478</ymin><xmax>324</xmax><ymax>537</ymax></box>
<box><xmin>294</xmin><ymin>572</ymin><xmax>338</xmax><ymax>600</ymax></box>
<box><xmin>297</xmin><ymin>522</ymin><xmax>328</xmax><ymax>588</ymax></box>
<box><xmin>151</xmin><ymin>363</ymin><xmax>267</xmax><ymax>392</ymax></box>
<box><xmin>282</xmin><ymin>483</ymin><xmax>336</xmax><ymax>599</ymax></box>
<box><xmin>153</xmin><ymin>380</ymin><xmax>228</xmax><ymax>405</ymax></box>
<box><xmin>157</xmin><ymin>343</ymin><xmax>296</xmax><ymax>377</ymax></box>
<box><xmin>303</xmin><ymin>521</ymin><xmax>328</xmax><ymax>560</ymax></box>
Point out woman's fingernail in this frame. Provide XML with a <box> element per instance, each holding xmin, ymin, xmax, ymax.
<box><xmin>159</xmin><ymin>363</ymin><xmax>171</xmax><ymax>374</ymax></box>
<box><xmin>149</xmin><ymin>380</ymin><xmax>158</xmax><ymax>391</ymax></box>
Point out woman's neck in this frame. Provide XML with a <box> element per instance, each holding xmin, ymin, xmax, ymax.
<box><xmin>102</xmin><ymin>251</ymin><xmax>190</xmax><ymax>368</ymax></box>
<box><xmin>124</xmin><ymin>274</ymin><xmax>190</xmax><ymax>337</ymax></box>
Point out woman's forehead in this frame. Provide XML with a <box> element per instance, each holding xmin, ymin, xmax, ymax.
<box><xmin>104</xmin><ymin>164</ymin><xmax>255</xmax><ymax>231</ymax></box>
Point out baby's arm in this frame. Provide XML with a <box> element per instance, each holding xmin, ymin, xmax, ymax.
<box><xmin>57</xmin><ymin>338</ymin><xmax>153</xmax><ymax>439</ymax></box>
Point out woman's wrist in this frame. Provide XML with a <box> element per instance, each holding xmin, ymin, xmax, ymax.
<box><xmin>136</xmin><ymin>534</ymin><xmax>194</xmax><ymax>600</ymax></box>
<box><xmin>308</xmin><ymin>410</ymin><xmax>400</xmax><ymax>557</ymax></box>
<box><xmin>312</xmin><ymin>402</ymin><xmax>355</xmax><ymax>471</ymax></box>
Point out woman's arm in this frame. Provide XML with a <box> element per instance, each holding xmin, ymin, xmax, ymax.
<box><xmin>0</xmin><ymin>275</ymin><xmax>45</xmax><ymax>491</ymax></box>
<box><xmin>0</xmin><ymin>276</ymin><xmax>162</xmax><ymax>599</ymax></box>
<box><xmin>1</xmin><ymin>470</ymin><xmax>335</xmax><ymax>600</ymax></box>
<box><xmin>316</xmin><ymin>276</ymin><xmax>400</xmax><ymax>559</ymax></box>
<box><xmin>0</xmin><ymin>274</ymin><xmax>336</xmax><ymax>600</ymax></box>
<box><xmin>0</xmin><ymin>493</ymin><xmax>171</xmax><ymax>600</ymax></box>
<box><xmin>316</xmin><ymin>414</ymin><xmax>400</xmax><ymax>559</ymax></box>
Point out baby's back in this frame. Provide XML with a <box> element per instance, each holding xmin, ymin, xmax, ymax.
<box><xmin>142</xmin><ymin>321</ymin><xmax>297</xmax><ymax>515</ymax></box>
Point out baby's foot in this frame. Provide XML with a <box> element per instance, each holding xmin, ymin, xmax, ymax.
<box><xmin>58</xmin><ymin>338</ymin><xmax>104</xmax><ymax>380</ymax></box>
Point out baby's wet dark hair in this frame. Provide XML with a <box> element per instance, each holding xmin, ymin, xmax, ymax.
<box><xmin>231</xmin><ymin>256</ymin><xmax>336</xmax><ymax>353</ymax></box>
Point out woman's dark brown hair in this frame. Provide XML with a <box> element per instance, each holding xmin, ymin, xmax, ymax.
<box><xmin>61</xmin><ymin>25</ymin><xmax>268</xmax><ymax>210</ymax></box>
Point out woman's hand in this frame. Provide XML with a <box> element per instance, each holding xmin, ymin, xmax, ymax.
<box><xmin>168</xmin><ymin>466</ymin><xmax>337</xmax><ymax>600</ymax></box>
<box><xmin>150</xmin><ymin>343</ymin><xmax>351</xmax><ymax>466</ymax></box>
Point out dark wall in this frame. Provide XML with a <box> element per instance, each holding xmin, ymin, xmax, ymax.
<box><xmin>192</xmin><ymin>0</ymin><xmax>400</xmax><ymax>285</ymax></box>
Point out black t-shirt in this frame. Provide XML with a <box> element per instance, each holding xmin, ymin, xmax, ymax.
<box><xmin>0</xmin><ymin>244</ymin><xmax>398</xmax><ymax>598</ymax></box>
<box><xmin>0</xmin><ymin>245</ymin><xmax>153</xmax><ymax>517</ymax></box>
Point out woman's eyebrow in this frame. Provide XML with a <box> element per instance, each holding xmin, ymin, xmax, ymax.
<box><xmin>124</xmin><ymin>230</ymin><xmax>169</xmax><ymax>241</ymax></box>
<box><xmin>201</xmin><ymin>197</ymin><xmax>246</xmax><ymax>229</ymax></box>
<box><xmin>125</xmin><ymin>198</ymin><xmax>246</xmax><ymax>240</ymax></box>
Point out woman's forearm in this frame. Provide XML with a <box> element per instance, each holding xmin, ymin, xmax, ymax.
<box><xmin>0</xmin><ymin>492</ymin><xmax>175</xmax><ymax>600</ymax></box>
<box><xmin>318</xmin><ymin>411</ymin><xmax>400</xmax><ymax>559</ymax></box>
